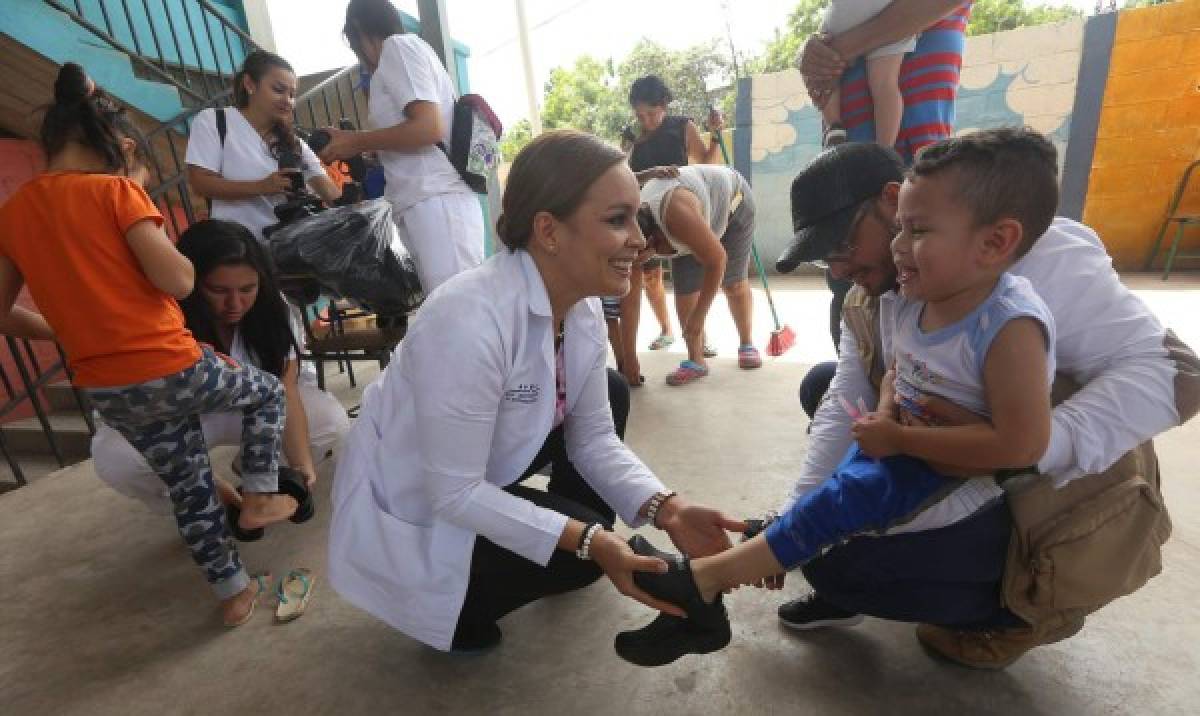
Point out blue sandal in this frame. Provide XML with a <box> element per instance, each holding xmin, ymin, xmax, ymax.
<box><xmin>275</xmin><ymin>568</ymin><xmax>315</xmax><ymax>623</ymax></box>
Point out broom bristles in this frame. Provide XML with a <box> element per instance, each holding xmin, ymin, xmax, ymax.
<box><xmin>767</xmin><ymin>324</ymin><xmax>796</xmax><ymax>357</ymax></box>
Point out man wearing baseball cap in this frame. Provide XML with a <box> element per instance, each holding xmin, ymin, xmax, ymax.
<box><xmin>768</xmin><ymin>138</ymin><xmax>1200</xmax><ymax>669</ymax></box>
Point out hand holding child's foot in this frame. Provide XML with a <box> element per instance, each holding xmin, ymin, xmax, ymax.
<box><xmin>238</xmin><ymin>492</ymin><xmax>298</xmax><ymax>529</ymax></box>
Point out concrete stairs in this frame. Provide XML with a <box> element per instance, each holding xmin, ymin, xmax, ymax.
<box><xmin>1</xmin><ymin>382</ymin><xmax>93</xmax><ymax>489</ymax></box>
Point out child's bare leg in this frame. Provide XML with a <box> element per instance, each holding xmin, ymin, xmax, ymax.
<box><xmin>220</xmin><ymin>574</ymin><xmax>269</xmax><ymax>626</ymax></box>
<box><xmin>690</xmin><ymin>535</ymin><xmax>786</xmax><ymax>602</ymax></box>
<box><xmin>867</xmin><ymin>53</ymin><xmax>905</xmax><ymax>147</ymax></box>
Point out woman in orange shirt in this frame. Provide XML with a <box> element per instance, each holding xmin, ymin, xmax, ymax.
<box><xmin>0</xmin><ymin>64</ymin><xmax>301</xmax><ymax>626</ymax></box>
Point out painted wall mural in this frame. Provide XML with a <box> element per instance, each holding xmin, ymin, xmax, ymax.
<box><xmin>746</xmin><ymin>18</ymin><xmax>1086</xmax><ymax>266</ymax></box>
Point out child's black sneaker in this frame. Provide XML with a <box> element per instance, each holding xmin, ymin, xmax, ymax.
<box><xmin>777</xmin><ymin>592</ymin><xmax>864</xmax><ymax>630</ymax></box>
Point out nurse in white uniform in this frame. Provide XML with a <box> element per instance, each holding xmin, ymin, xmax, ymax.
<box><xmin>186</xmin><ymin>50</ymin><xmax>341</xmax><ymax>241</ymax></box>
<box><xmin>90</xmin><ymin>220</ymin><xmax>349</xmax><ymax>510</ymax></box>
<box><xmin>329</xmin><ymin>130</ymin><xmax>745</xmax><ymax>652</ymax></box>
<box><xmin>316</xmin><ymin>0</ymin><xmax>484</xmax><ymax>293</ymax></box>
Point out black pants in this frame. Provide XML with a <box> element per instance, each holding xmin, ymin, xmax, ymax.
<box><xmin>453</xmin><ymin>369</ymin><xmax>630</xmax><ymax>642</ymax></box>
<box><xmin>802</xmin><ymin>498</ymin><xmax>1025</xmax><ymax>630</ymax></box>
<box><xmin>799</xmin><ymin>360</ymin><xmax>838</xmax><ymax>421</ymax></box>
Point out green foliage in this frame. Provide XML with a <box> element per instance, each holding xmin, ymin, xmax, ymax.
<box><xmin>746</xmin><ymin>0</ymin><xmax>827</xmax><ymax>74</ymax></box>
<box><xmin>531</xmin><ymin>39</ymin><xmax>733</xmax><ymax>152</ymax></box>
<box><xmin>616</xmin><ymin>39</ymin><xmax>732</xmax><ymax>129</ymax></box>
<box><xmin>966</xmin><ymin>0</ymin><xmax>1081</xmax><ymax>35</ymax></box>
<box><xmin>499</xmin><ymin>118</ymin><xmax>532</xmax><ymax>162</ymax></box>
<box><xmin>539</xmin><ymin>55</ymin><xmax>627</xmax><ymax>140</ymax></box>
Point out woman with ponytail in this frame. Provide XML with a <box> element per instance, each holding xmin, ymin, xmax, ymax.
<box><xmin>90</xmin><ymin>219</ymin><xmax>350</xmax><ymax>510</ymax></box>
<box><xmin>315</xmin><ymin>0</ymin><xmax>484</xmax><ymax>293</ymax></box>
<box><xmin>0</xmin><ymin>63</ymin><xmax>302</xmax><ymax>626</ymax></box>
<box><xmin>186</xmin><ymin>50</ymin><xmax>341</xmax><ymax>241</ymax></box>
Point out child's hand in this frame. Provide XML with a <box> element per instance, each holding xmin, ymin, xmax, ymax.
<box><xmin>852</xmin><ymin>412</ymin><xmax>904</xmax><ymax>459</ymax></box>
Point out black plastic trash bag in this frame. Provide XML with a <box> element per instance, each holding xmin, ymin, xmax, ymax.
<box><xmin>267</xmin><ymin>198</ymin><xmax>424</xmax><ymax>317</ymax></box>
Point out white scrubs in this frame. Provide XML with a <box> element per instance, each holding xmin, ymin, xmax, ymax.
<box><xmin>368</xmin><ymin>34</ymin><xmax>484</xmax><ymax>292</ymax></box>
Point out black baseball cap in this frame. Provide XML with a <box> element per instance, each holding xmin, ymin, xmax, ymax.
<box><xmin>776</xmin><ymin>142</ymin><xmax>906</xmax><ymax>273</ymax></box>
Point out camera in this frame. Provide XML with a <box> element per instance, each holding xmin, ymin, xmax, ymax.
<box><xmin>264</xmin><ymin>138</ymin><xmax>325</xmax><ymax>237</ymax></box>
<box><xmin>304</xmin><ymin>118</ymin><xmax>367</xmax><ymax>206</ymax></box>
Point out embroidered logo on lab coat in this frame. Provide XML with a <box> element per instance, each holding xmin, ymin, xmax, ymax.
<box><xmin>505</xmin><ymin>384</ymin><xmax>540</xmax><ymax>403</ymax></box>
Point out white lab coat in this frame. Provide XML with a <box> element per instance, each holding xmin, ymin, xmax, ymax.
<box><xmin>329</xmin><ymin>249</ymin><xmax>665</xmax><ymax>650</ymax></box>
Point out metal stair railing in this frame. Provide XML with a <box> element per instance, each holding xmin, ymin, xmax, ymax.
<box><xmin>42</xmin><ymin>0</ymin><xmax>258</xmax><ymax>107</ymax></box>
<box><xmin>294</xmin><ymin>64</ymin><xmax>366</xmax><ymax>133</ymax></box>
<box><xmin>1</xmin><ymin>338</ymin><xmax>94</xmax><ymax>490</ymax></box>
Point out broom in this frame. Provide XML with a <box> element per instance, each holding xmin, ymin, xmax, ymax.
<box><xmin>713</xmin><ymin>128</ymin><xmax>796</xmax><ymax>356</ymax></box>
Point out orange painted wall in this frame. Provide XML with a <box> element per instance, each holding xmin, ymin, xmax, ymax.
<box><xmin>1084</xmin><ymin>1</ymin><xmax>1200</xmax><ymax>269</ymax></box>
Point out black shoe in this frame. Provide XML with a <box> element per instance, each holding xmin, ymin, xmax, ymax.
<box><xmin>777</xmin><ymin>593</ymin><xmax>864</xmax><ymax>630</ymax></box>
<box><xmin>615</xmin><ymin>611</ymin><xmax>731</xmax><ymax>667</ymax></box>
<box><xmin>450</xmin><ymin>621</ymin><xmax>503</xmax><ymax>654</ymax></box>
<box><xmin>614</xmin><ymin>536</ymin><xmax>731</xmax><ymax>667</ymax></box>
<box><xmin>223</xmin><ymin>502</ymin><xmax>264</xmax><ymax>542</ymax></box>
<box><xmin>628</xmin><ymin>534</ymin><xmax>677</xmax><ymax>563</ymax></box>
<box><xmin>277</xmin><ymin>467</ymin><xmax>315</xmax><ymax>524</ymax></box>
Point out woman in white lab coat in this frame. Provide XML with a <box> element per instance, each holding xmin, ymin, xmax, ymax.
<box><xmin>329</xmin><ymin>130</ymin><xmax>745</xmax><ymax>652</ymax></box>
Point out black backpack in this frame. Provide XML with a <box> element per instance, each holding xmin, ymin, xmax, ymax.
<box><xmin>437</xmin><ymin>94</ymin><xmax>502</xmax><ymax>194</ymax></box>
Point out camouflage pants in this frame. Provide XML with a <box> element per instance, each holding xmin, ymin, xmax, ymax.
<box><xmin>86</xmin><ymin>347</ymin><xmax>285</xmax><ymax>599</ymax></box>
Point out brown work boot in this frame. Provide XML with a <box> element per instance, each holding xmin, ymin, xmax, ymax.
<box><xmin>916</xmin><ymin>615</ymin><xmax>1085</xmax><ymax>670</ymax></box>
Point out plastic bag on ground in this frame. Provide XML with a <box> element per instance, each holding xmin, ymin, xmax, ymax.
<box><xmin>267</xmin><ymin>198</ymin><xmax>424</xmax><ymax>319</ymax></box>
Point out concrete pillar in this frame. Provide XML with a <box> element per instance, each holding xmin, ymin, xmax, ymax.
<box><xmin>240</xmin><ymin>0</ymin><xmax>277</xmax><ymax>52</ymax></box>
<box><xmin>514</xmin><ymin>0</ymin><xmax>541</xmax><ymax>135</ymax></box>
<box><xmin>416</xmin><ymin>0</ymin><xmax>458</xmax><ymax>88</ymax></box>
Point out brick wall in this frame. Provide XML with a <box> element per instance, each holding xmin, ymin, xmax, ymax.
<box><xmin>1083</xmin><ymin>1</ymin><xmax>1200</xmax><ymax>269</ymax></box>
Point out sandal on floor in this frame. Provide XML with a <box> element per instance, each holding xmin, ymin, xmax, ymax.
<box><xmin>703</xmin><ymin>343</ymin><xmax>718</xmax><ymax>358</ymax></box>
<box><xmin>647</xmin><ymin>334</ymin><xmax>674</xmax><ymax>351</ymax></box>
<box><xmin>738</xmin><ymin>344</ymin><xmax>762</xmax><ymax>370</ymax></box>
<box><xmin>275</xmin><ymin>568</ymin><xmax>315</xmax><ymax>623</ymax></box>
<box><xmin>666</xmin><ymin>360</ymin><xmax>709</xmax><ymax>386</ymax></box>
<box><xmin>277</xmin><ymin>467</ymin><xmax>315</xmax><ymax>524</ymax></box>
<box><xmin>224</xmin><ymin>573</ymin><xmax>271</xmax><ymax>628</ymax></box>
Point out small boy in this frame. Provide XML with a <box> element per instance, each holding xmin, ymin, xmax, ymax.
<box><xmin>818</xmin><ymin>0</ymin><xmax>916</xmax><ymax>148</ymax></box>
<box><xmin>616</xmin><ymin>127</ymin><xmax>1064</xmax><ymax>667</ymax></box>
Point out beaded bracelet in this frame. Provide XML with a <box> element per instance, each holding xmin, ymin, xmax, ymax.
<box><xmin>646</xmin><ymin>490</ymin><xmax>678</xmax><ymax>527</ymax></box>
<box><xmin>575</xmin><ymin>522</ymin><xmax>603</xmax><ymax>560</ymax></box>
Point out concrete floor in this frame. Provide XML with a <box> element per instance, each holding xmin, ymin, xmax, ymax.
<box><xmin>2</xmin><ymin>274</ymin><xmax>1199</xmax><ymax>715</ymax></box>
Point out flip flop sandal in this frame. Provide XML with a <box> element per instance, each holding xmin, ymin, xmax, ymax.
<box><xmin>666</xmin><ymin>360</ymin><xmax>709</xmax><ymax>386</ymax></box>
<box><xmin>738</xmin><ymin>345</ymin><xmax>763</xmax><ymax>369</ymax></box>
<box><xmin>703</xmin><ymin>343</ymin><xmax>718</xmax><ymax>358</ymax></box>
<box><xmin>275</xmin><ymin>568</ymin><xmax>315</xmax><ymax>623</ymax></box>
<box><xmin>224</xmin><ymin>573</ymin><xmax>271</xmax><ymax>627</ymax></box>
<box><xmin>277</xmin><ymin>467</ymin><xmax>315</xmax><ymax>524</ymax></box>
<box><xmin>647</xmin><ymin>334</ymin><xmax>674</xmax><ymax>351</ymax></box>
<box><xmin>225</xmin><ymin>499</ymin><xmax>265</xmax><ymax>542</ymax></box>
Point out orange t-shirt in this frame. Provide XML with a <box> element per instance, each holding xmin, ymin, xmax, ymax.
<box><xmin>0</xmin><ymin>172</ymin><xmax>200</xmax><ymax>387</ymax></box>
